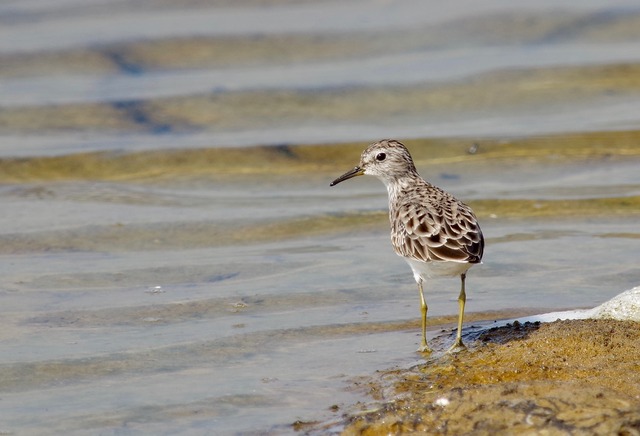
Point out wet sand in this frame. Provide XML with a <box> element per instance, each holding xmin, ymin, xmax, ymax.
<box><xmin>308</xmin><ymin>319</ymin><xmax>640</xmax><ymax>435</ymax></box>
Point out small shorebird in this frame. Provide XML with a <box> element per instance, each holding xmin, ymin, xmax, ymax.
<box><xmin>330</xmin><ymin>139</ymin><xmax>484</xmax><ymax>352</ymax></box>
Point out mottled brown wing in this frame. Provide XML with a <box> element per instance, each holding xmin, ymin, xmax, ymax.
<box><xmin>391</xmin><ymin>199</ymin><xmax>484</xmax><ymax>264</ymax></box>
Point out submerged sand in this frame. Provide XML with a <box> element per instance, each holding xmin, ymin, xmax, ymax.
<box><xmin>307</xmin><ymin>319</ymin><xmax>640</xmax><ymax>435</ymax></box>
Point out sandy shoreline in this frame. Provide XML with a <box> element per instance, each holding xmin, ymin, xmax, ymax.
<box><xmin>306</xmin><ymin>318</ymin><xmax>640</xmax><ymax>435</ymax></box>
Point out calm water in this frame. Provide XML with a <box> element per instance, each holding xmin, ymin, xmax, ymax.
<box><xmin>1</xmin><ymin>1</ymin><xmax>640</xmax><ymax>434</ymax></box>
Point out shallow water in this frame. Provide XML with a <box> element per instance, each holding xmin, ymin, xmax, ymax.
<box><xmin>1</xmin><ymin>0</ymin><xmax>640</xmax><ymax>434</ymax></box>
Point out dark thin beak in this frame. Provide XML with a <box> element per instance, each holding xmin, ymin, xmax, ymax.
<box><xmin>330</xmin><ymin>166</ymin><xmax>365</xmax><ymax>186</ymax></box>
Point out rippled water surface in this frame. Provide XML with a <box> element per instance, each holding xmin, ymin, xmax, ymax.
<box><xmin>1</xmin><ymin>0</ymin><xmax>640</xmax><ymax>434</ymax></box>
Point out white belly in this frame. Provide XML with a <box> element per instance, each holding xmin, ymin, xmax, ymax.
<box><xmin>404</xmin><ymin>257</ymin><xmax>473</xmax><ymax>283</ymax></box>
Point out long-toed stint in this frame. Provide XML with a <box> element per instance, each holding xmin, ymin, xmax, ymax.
<box><xmin>330</xmin><ymin>139</ymin><xmax>484</xmax><ymax>352</ymax></box>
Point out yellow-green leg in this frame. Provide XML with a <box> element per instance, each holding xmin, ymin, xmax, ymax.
<box><xmin>450</xmin><ymin>273</ymin><xmax>467</xmax><ymax>351</ymax></box>
<box><xmin>417</xmin><ymin>280</ymin><xmax>431</xmax><ymax>353</ymax></box>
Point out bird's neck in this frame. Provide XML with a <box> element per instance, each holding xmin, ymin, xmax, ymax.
<box><xmin>383</xmin><ymin>175</ymin><xmax>423</xmax><ymax>202</ymax></box>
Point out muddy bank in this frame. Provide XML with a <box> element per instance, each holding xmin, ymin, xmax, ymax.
<box><xmin>309</xmin><ymin>319</ymin><xmax>640</xmax><ymax>435</ymax></box>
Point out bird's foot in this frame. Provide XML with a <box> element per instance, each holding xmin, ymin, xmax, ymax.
<box><xmin>417</xmin><ymin>344</ymin><xmax>432</xmax><ymax>354</ymax></box>
<box><xmin>447</xmin><ymin>339</ymin><xmax>466</xmax><ymax>353</ymax></box>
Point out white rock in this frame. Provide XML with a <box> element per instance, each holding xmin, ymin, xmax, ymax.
<box><xmin>587</xmin><ymin>285</ymin><xmax>640</xmax><ymax>322</ymax></box>
<box><xmin>434</xmin><ymin>397</ymin><xmax>450</xmax><ymax>407</ymax></box>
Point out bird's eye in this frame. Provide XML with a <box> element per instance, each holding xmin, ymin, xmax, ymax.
<box><xmin>375</xmin><ymin>152</ymin><xmax>386</xmax><ymax>162</ymax></box>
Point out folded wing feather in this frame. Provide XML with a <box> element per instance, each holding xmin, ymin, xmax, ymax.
<box><xmin>392</xmin><ymin>200</ymin><xmax>483</xmax><ymax>264</ymax></box>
